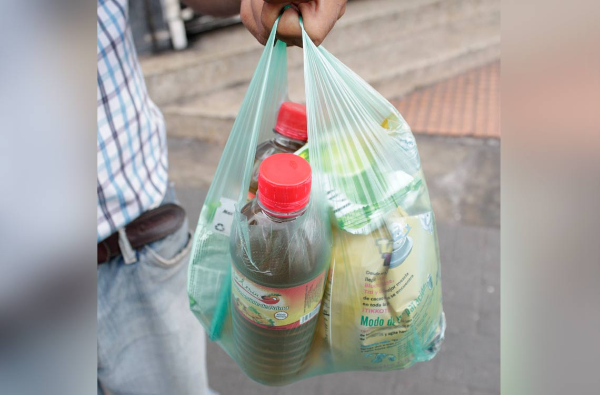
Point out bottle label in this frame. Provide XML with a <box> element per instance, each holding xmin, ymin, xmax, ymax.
<box><xmin>231</xmin><ymin>267</ymin><xmax>326</xmax><ymax>330</ymax></box>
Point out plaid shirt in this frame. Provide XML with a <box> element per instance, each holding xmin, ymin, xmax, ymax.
<box><xmin>97</xmin><ymin>0</ymin><xmax>168</xmax><ymax>242</ymax></box>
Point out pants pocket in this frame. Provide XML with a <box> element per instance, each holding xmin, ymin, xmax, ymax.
<box><xmin>144</xmin><ymin>225</ymin><xmax>193</xmax><ymax>268</ymax></box>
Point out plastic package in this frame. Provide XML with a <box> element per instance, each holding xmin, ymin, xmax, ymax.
<box><xmin>187</xmin><ymin>15</ymin><xmax>445</xmax><ymax>386</ymax></box>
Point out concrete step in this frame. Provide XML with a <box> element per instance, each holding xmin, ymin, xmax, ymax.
<box><xmin>162</xmin><ymin>11</ymin><xmax>500</xmax><ymax>143</ymax></box>
<box><xmin>142</xmin><ymin>0</ymin><xmax>500</xmax><ymax>106</ymax></box>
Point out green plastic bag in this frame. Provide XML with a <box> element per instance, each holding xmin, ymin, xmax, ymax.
<box><xmin>188</xmin><ymin>15</ymin><xmax>445</xmax><ymax>386</ymax></box>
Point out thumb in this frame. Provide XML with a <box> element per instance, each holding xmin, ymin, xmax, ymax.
<box><xmin>297</xmin><ymin>0</ymin><xmax>345</xmax><ymax>46</ymax></box>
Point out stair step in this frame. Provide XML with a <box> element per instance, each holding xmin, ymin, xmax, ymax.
<box><xmin>163</xmin><ymin>11</ymin><xmax>500</xmax><ymax>144</ymax></box>
<box><xmin>142</xmin><ymin>0</ymin><xmax>499</xmax><ymax>106</ymax></box>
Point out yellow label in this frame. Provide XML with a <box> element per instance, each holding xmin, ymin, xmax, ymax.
<box><xmin>319</xmin><ymin>209</ymin><xmax>444</xmax><ymax>370</ymax></box>
<box><xmin>232</xmin><ymin>267</ymin><xmax>326</xmax><ymax>330</ymax></box>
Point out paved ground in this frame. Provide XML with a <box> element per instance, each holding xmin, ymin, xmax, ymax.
<box><xmin>393</xmin><ymin>62</ymin><xmax>500</xmax><ymax>139</ymax></box>
<box><xmin>170</xmin><ymin>133</ymin><xmax>500</xmax><ymax>395</ymax></box>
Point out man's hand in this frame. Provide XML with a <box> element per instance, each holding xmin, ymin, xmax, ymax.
<box><xmin>240</xmin><ymin>0</ymin><xmax>347</xmax><ymax>47</ymax></box>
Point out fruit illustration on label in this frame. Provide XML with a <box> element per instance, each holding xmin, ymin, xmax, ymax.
<box><xmin>260</xmin><ymin>293</ymin><xmax>281</xmax><ymax>305</ymax></box>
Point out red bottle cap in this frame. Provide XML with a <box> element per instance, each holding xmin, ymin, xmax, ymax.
<box><xmin>258</xmin><ymin>153</ymin><xmax>311</xmax><ymax>214</ymax></box>
<box><xmin>274</xmin><ymin>102</ymin><xmax>308</xmax><ymax>141</ymax></box>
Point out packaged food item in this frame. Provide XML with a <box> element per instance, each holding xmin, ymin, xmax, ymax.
<box><xmin>230</xmin><ymin>153</ymin><xmax>329</xmax><ymax>385</ymax></box>
<box><xmin>293</xmin><ymin>112</ymin><xmax>423</xmax><ymax>235</ymax></box>
<box><xmin>295</xmin><ymin>142</ymin><xmax>421</xmax><ymax>235</ymax></box>
<box><xmin>319</xmin><ymin>209</ymin><xmax>445</xmax><ymax>371</ymax></box>
<box><xmin>248</xmin><ymin>102</ymin><xmax>308</xmax><ymax>198</ymax></box>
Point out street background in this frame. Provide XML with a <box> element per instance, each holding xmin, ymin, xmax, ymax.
<box><xmin>136</xmin><ymin>1</ymin><xmax>500</xmax><ymax>393</ymax></box>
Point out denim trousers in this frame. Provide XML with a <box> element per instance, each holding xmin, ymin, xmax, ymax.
<box><xmin>97</xmin><ymin>186</ymin><xmax>210</xmax><ymax>395</ymax></box>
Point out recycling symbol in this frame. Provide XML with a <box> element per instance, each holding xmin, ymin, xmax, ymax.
<box><xmin>215</xmin><ymin>223</ymin><xmax>225</xmax><ymax>232</ymax></box>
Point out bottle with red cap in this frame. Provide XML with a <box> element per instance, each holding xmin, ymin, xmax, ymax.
<box><xmin>248</xmin><ymin>101</ymin><xmax>308</xmax><ymax>197</ymax></box>
<box><xmin>230</xmin><ymin>153</ymin><xmax>329</xmax><ymax>385</ymax></box>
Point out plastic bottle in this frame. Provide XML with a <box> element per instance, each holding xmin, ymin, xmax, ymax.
<box><xmin>231</xmin><ymin>153</ymin><xmax>328</xmax><ymax>385</ymax></box>
<box><xmin>248</xmin><ymin>102</ymin><xmax>308</xmax><ymax>197</ymax></box>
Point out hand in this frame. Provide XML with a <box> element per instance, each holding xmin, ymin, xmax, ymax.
<box><xmin>240</xmin><ymin>0</ymin><xmax>347</xmax><ymax>47</ymax></box>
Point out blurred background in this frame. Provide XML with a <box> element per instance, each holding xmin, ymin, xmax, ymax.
<box><xmin>130</xmin><ymin>0</ymin><xmax>500</xmax><ymax>394</ymax></box>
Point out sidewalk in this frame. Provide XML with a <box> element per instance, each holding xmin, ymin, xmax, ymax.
<box><xmin>393</xmin><ymin>62</ymin><xmax>500</xmax><ymax>139</ymax></box>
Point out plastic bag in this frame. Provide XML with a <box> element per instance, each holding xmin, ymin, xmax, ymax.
<box><xmin>188</xmin><ymin>15</ymin><xmax>445</xmax><ymax>386</ymax></box>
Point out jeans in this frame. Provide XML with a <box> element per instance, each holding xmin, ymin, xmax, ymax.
<box><xmin>97</xmin><ymin>186</ymin><xmax>210</xmax><ymax>395</ymax></box>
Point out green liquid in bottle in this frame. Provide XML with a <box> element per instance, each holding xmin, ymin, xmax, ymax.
<box><xmin>231</xmin><ymin>154</ymin><xmax>329</xmax><ymax>385</ymax></box>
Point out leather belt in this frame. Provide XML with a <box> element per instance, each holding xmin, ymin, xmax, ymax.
<box><xmin>98</xmin><ymin>203</ymin><xmax>186</xmax><ymax>264</ymax></box>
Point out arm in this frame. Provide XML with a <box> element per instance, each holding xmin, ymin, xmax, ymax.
<box><xmin>181</xmin><ymin>0</ymin><xmax>242</xmax><ymax>17</ymax></box>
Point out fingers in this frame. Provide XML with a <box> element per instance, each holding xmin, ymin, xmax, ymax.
<box><xmin>263</xmin><ymin>4</ymin><xmax>304</xmax><ymax>47</ymax></box>
<box><xmin>251</xmin><ymin>0</ymin><xmax>270</xmax><ymax>44</ymax></box>
<box><xmin>298</xmin><ymin>0</ymin><xmax>346</xmax><ymax>46</ymax></box>
<box><xmin>240</xmin><ymin>0</ymin><xmax>266</xmax><ymax>45</ymax></box>
<box><xmin>247</xmin><ymin>0</ymin><xmax>299</xmax><ymax>46</ymax></box>
<box><xmin>260</xmin><ymin>1</ymin><xmax>287</xmax><ymax>42</ymax></box>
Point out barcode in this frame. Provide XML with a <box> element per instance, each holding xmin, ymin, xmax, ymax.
<box><xmin>300</xmin><ymin>302</ymin><xmax>321</xmax><ymax>325</ymax></box>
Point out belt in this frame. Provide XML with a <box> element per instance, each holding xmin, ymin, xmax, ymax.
<box><xmin>98</xmin><ymin>203</ymin><xmax>186</xmax><ymax>264</ymax></box>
